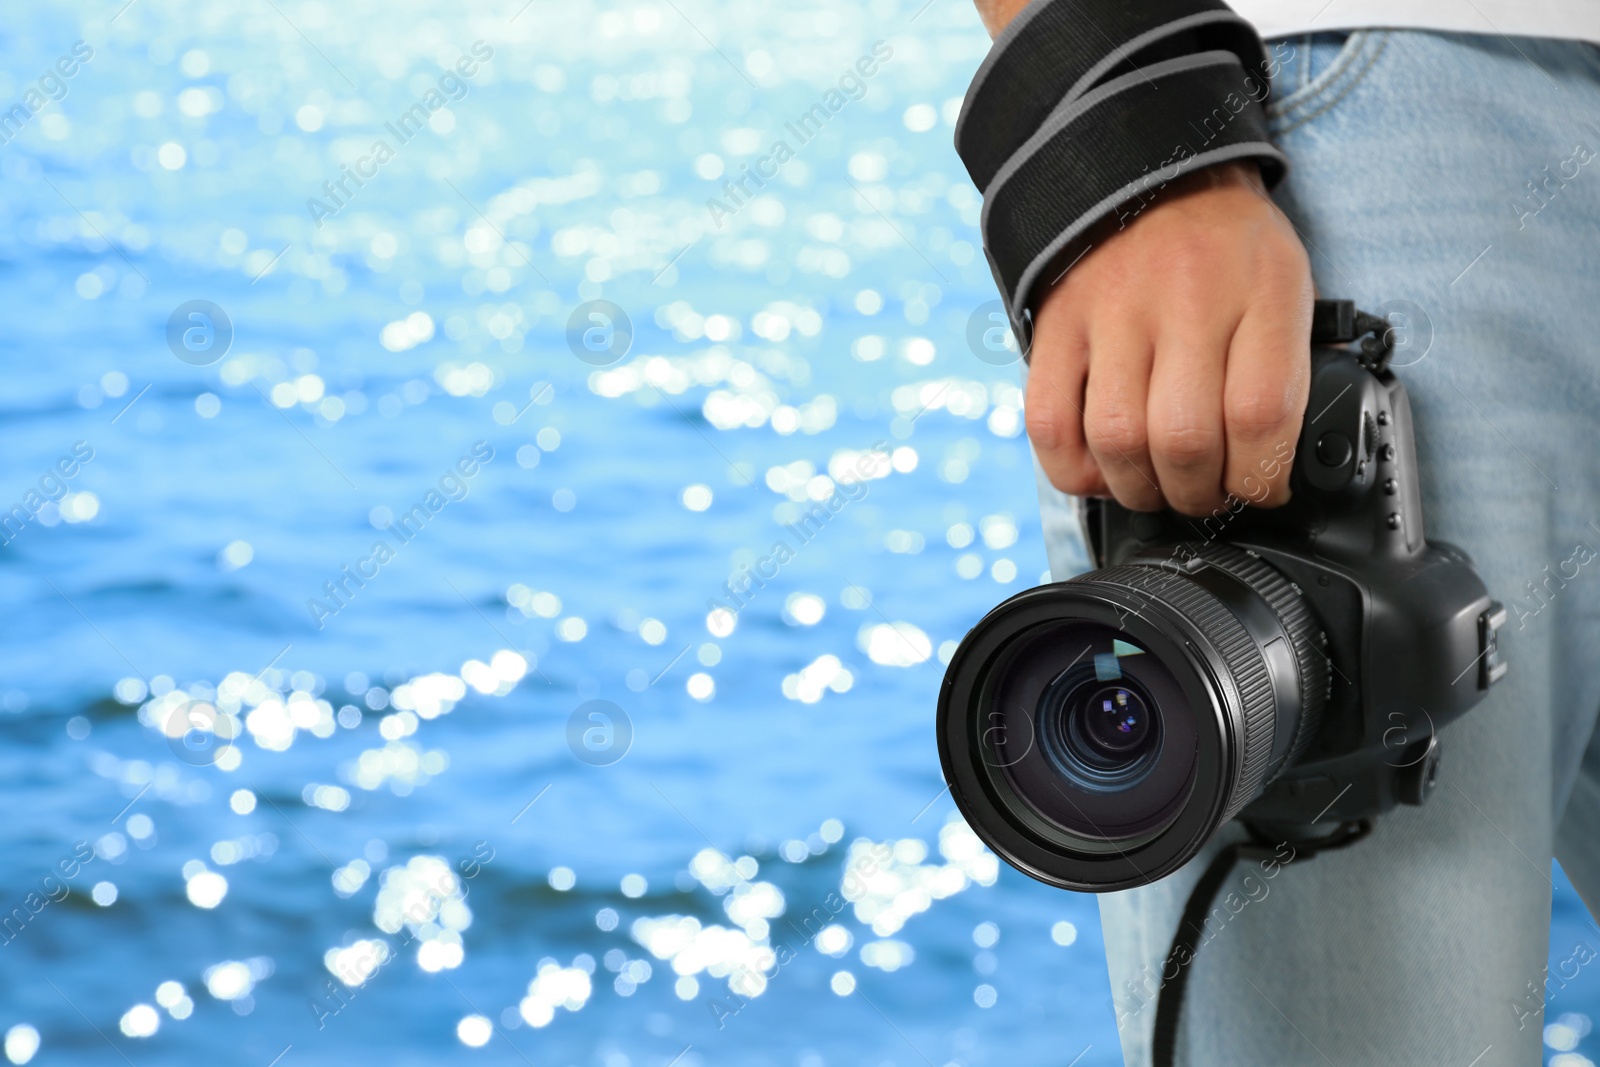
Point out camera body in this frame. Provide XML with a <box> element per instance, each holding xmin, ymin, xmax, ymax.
<box><xmin>1082</xmin><ymin>347</ymin><xmax>1505</xmax><ymax>826</ymax></box>
<box><xmin>937</xmin><ymin>307</ymin><xmax>1507</xmax><ymax>891</ymax></box>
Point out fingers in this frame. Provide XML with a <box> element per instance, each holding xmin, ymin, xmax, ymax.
<box><xmin>1145</xmin><ymin>318</ymin><xmax>1231</xmax><ymax>516</ymax></box>
<box><xmin>1082</xmin><ymin>317</ymin><xmax>1163</xmax><ymax>511</ymax></box>
<box><xmin>1222</xmin><ymin>295</ymin><xmax>1312</xmax><ymax>507</ymax></box>
<box><xmin>1016</xmin><ymin>160</ymin><xmax>1313</xmax><ymax>513</ymax></box>
<box><xmin>1024</xmin><ymin>316</ymin><xmax>1107</xmax><ymax>498</ymax></box>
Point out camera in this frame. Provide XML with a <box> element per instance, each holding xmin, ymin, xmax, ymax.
<box><xmin>937</xmin><ymin>302</ymin><xmax>1507</xmax><ymax>892</ymax></box>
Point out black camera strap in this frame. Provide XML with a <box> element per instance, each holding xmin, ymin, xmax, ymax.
<box><xmin>955</xmin><ymin>0</ymin><xmax>1287</xmax><ymax>352</ymax></box>
<box><xmin>980</xmin><ymin>53</ymin><xmax>1285</xmax><ymax>354</ymax></box>
<box><xmin>1150</xmin><ymin>819</ymin><xmax>1373</xmax><ymax>1067</ymax></box>
<box><xmin>956</xmin><ymin>0</ymin><xmax>1272</xmax><ymax>192</ymax></box>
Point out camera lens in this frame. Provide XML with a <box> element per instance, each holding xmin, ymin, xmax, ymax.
<box><xmin>985</xmin><ymin>626</ymin><xmax>1196</xmax><ymax>844</ymax></box>
<box><xmin>937</xmin><ymin>542</ymin><xmax>1326</xmax><ymax>892</ymax></box>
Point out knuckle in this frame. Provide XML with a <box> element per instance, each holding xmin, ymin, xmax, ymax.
<box><xmin>1084</xmin><ymin>410</ymin><xmax>1147</xmax><ymax>461</ymax></box>
<box><xmin>1023</xmin><ymin>399</ymin><xmax>1076</xmax><ymax>454</ymax></box>
<box><xmin>1225</xmin><ymin>385</ymin><xmax>1298</xmax><ymax>439</ymax></box>
<box><xmin>1151</xmin><ymin>422</ymin><xmax>1222</xmax><ymax>470</ymax></box>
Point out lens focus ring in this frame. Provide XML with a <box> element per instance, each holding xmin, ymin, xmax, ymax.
<box><xmin>1075</xmin><ymin>562</ymin><xmax>1274</xmax><ymax>820</ymax></box>
<box><xmin>1067</xmin><ymin>541</ymin><xmax>1325</xmax><ymax>825</ymax></box>
<box><xmin>1182</xmin><ymin>543</ymin><xmax>1328</xmax><ymax>772</ymax></box>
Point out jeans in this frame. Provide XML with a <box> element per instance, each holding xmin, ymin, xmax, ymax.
<box><xmin>1028</xmin><ymin>29</ymin><xmax>1600</xmax><ymax>1067</ymax></box>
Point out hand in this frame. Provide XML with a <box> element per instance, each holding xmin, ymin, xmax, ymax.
<box><xmin>1023</xmin><ymin>161</ymin><xmax>1314</xmax><ymax>516</ymax></box>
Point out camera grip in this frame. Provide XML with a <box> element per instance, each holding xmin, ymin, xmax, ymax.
<box><xmin>1296</xmin><ymin>352</ymin><xmax>1426</xmax><ymax>560</ymax></box>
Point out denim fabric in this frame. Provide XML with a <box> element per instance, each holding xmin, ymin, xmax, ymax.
<box><xmin>1028</xmin><ymin>29</ymin><xmax>1600</xmax><ymax>1067</ymax></box>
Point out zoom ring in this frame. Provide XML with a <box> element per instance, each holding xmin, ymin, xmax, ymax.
<box><xmin>1068</xmin><ymin>562</ymin><xmax>1278</xmax><ymax>824</ymax></box>
<box><xmin>1180</xmin><ymin>542</ymin><xmax>1329</xmax><ymax>771</ymax></box>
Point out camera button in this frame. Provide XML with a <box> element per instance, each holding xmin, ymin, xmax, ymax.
<box><xmin>1315</xmin><ymin>431</ymin><xmax>1353</xmax><ymax>467</ymax></box>
<box><xmin>1479</xmin><ymin>601</ymin><xmax>1509</xmax><ymax>689</ymax></box>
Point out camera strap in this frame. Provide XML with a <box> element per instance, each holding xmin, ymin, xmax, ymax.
<box><xmin>955</xmin><ymin>0</ymin><xmax>1288</xmax><ymax>353</ymax></box>
<box><xmin>1150</xmin><ymin>819</ymin><xmax>1373</xmax><ymax>1067</ymax></box>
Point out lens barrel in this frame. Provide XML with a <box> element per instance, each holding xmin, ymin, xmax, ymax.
<box><xmin>937</xmin><ymin>542</ymin><xmax>1326</xmax><ymax>891</ymax></box>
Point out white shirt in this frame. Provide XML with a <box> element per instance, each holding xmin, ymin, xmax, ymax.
<box><xmin>1227</xmin><ymin>1</ymin><xmax>1600</xmax><ymax>45</ymax></box>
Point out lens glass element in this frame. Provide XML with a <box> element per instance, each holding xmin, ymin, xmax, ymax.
<box><xmin>981</xmin><ymin>623</ymin><xmax>1198</xmax><ymax>842</ymax></box>
<box><xmin>1039</xmin><ymin>671</ymin><xmax>1160</xmax><ymax>790</ymax></box>
<box><xmin>1083</xmin><ymin>685</ymin><xmax>1151</xmax><ymax>755</ymax></box>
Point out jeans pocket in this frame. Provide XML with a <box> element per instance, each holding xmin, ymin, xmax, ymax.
<box><xmin>1265</xmin><ymin>30</ymin><xmax>1392</xmax><ymax>136</ymax></box>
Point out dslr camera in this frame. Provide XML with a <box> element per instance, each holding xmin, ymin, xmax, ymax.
<box><xmin>937</xmin><ymin>302</ymin><xmax>1507</xmax><ymax>891</ymax></box>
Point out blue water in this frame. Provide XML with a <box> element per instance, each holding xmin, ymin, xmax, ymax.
<box><xmin>0</xmin><ymin>2</ymin><xmax>1592</xmax><ymax>1065</ymax></box>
